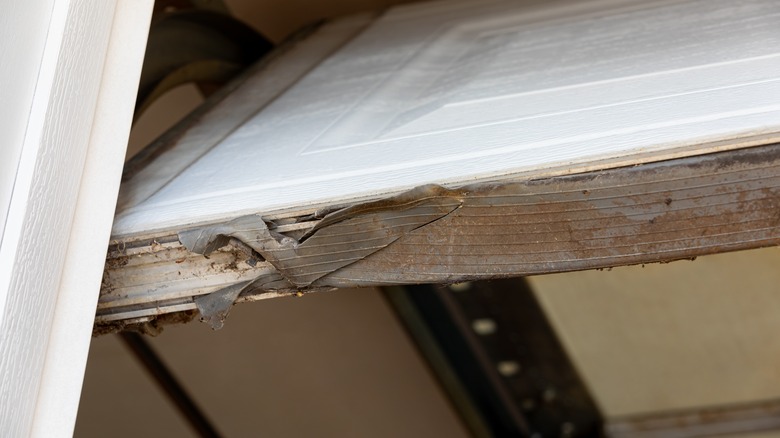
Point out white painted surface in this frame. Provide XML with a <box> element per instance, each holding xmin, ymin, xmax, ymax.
<box><xmin>115</xmin><ymin>13</ymin><xmax>375</xmax><ymax>214</ymax></box>
<box><xmin>0</xmin><ymin>0</ymin><xmax>153</xmax><ymax>436</ymax></box>
<box><xmin>0</xmin><ymin>0</ymin><xmax>55</xmax><ymax>242</ymax></box>
<box><xmin>114</xmin><ymin>0</ymin><xmax>780</xmax><ymax>238</ymax></box>
<box><xmin>32</xmin><ymin>2</ymin><xmax>154</xmax><ymax>436</ymax></box>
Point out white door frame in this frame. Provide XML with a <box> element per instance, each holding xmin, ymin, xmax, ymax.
<box><xmin>0</xmin><ymin>1</ymin><xmax>153</xmax><ymax>436</ymax></box>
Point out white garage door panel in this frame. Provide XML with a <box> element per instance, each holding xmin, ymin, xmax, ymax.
<box><xmin>114</xmin><ymin>0</ymin><xmax>780</xmax><ymax>238</ymax></box>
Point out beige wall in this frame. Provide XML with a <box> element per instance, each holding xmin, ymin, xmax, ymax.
<box><xmin>76</xmin><ymin>288</ymin><xmax>468</xmax><ymax>437</ymax></box>
<box><xmin>532</xmin><ymin>247</ymin><xmax>780</xmax><ymax>417</ymax></box>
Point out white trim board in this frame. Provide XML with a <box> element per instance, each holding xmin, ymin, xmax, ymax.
<box><xmin>0</xmin><ymin>0</ymin><xmax>153</xmax><ymax>436</ymax></box>
<box><xmin>0</xmin><ymin>0</ymin><xmax>55</xmax><ymax>243</ymax></box>
<box><xmin>113</xmin><ymin>0</ymin><xmax>780</xmax><ymax>240</ymax></box>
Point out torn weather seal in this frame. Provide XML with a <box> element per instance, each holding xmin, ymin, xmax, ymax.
<box><xmin>178</xmin><ymin>184</ymin><xmax>463</xmax><ymax>328</ymax></box>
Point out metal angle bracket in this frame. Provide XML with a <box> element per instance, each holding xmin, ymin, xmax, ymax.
<box><xmin>385</xmin><ymin>279</ymin><xmax>603</xmax><ymax>438</ymax></box>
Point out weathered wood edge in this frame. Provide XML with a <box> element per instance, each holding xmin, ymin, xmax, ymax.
<box><xmin>97</xmin><ymin>144</ymin><xmax>780</xmax><ymax>333</ymax></box>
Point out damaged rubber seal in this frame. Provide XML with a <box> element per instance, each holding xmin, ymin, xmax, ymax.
<box><xmin>194</xmin><ymin>280</ymin><xmax>252</xmax><ymax>330</ymax></box>
<box><xmin>179</xmin><ymin>184</ymin><xmax>463</xmax><ymax>288</ymax></box>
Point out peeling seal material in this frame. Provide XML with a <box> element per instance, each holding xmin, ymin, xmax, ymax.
<box><xmin>179</xmin><ymin>184</ymin><xmax>463</xmax><ymax>288</ymax></box>
<box><xmin>194</xmin><ymin>281</ymin><xmax>251</xmax><ymax>330</ymax></box>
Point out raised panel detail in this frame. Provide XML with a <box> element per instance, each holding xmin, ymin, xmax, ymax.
<box><xmin>114</xmin><ymin>0</ymin><xmax>780</xmax><ymax>238</ymax></box>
